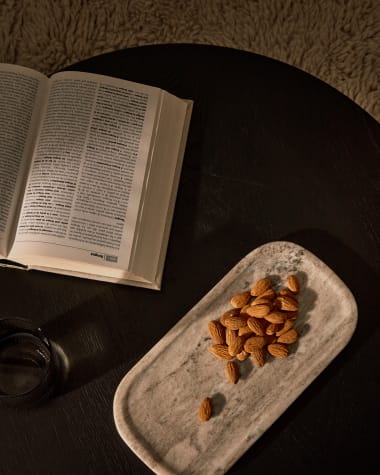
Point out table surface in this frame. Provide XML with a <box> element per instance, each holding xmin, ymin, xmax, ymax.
<box><xmin>1</xmin><ymin>44</ymin><xmax>379</xmax><ymax>475</ymax></box>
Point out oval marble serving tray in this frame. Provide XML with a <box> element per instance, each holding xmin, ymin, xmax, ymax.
<box><xmin>113</xmin><ymin>241</ymin><xmax>358</xmax><ymax>475</ymax></box>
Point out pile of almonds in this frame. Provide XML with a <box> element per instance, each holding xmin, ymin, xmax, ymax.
<box><xmin>198</xmin><ymin>274</ymin><xmax>301</xmax><ymax>421</ymax></box>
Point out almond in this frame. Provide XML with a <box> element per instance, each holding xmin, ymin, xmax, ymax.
<box><xmin>228</xmin><ymin>335</ymin><xmax>244</xmax><ymax>356</ymax></box>
<box><xmin>286</xmin><ymin>274</ymin><xmax>300</xmax><ymax>293</ymax></box>
<box><xmin>245</xmin><ymin>303</ymin><xmax>271</xmax><ymax>318</ymax></box>
<box><xmin>198</xmin><ymin>397</ymin><xmax>212</xmax><ymax>421</ymax></box>
<box><xmin>267</xmin><ymin>342</ymin><xmax>289</xmax><ymax>358</ymax></box>
<box><xmin>226</xmin><ymin>361</ymin><xmax>240</xmax><ymax>384</ymax></box>
<box><xmin>277</xmin><ymin>328</ymin><xmax>299</xmax><ymax>344</ymax></box>
<box><xmin>257</xmin><ymin>288</ymin><xmax>276</xmax><ymax>300</ymax></box>
<box><xmin>222</xmin><ymin>313</ymin><xmax>248</xmax><ymax>330</ymax></box>
<box><xmin>208</xmin><ymin>320</ymin><xmax>225</xmax><ymax>344</ymax></box>
<box><xmin>247</xmin><ymin>317</ymin><xmax>267</xmax><ymax>336</ymax></box>
<box><xmin>276</xmin><ymin>295</ymin><xmax>298</xmax><ymax>311</ymax></box>
<box><xmin>251</xmin><ymin>296</ymin><xmax>273</xmax><ymax>306</ymax></box>
<box><xmin>220</xmin><ymin>308</ymin><xmax>240</xmax><ymax>326</ymax></box>
<box><xmin>236</xmin><ymin>350</ymin><xmax>250</xmax><ymax>361</ymax></box>
<box><xmin>244</xmin><ymin>335</ymin><xmax>267</xmax><ymax>352</ymax></box>
<box><xmin>225</xmin><ymin>328</ymin><xmax>238</xmax><ymax>346</ymax></box>
<box><xmin>275</xmin><ymin>319</ymin><xmax>294</xmax><ymax>336</ymax></box>
<box><xmin>278</xmin><ymin>288</ymin><xmax>296</xmax><ymax>298</ymax></box>
<box><xmin>264</xmin><ymin>310</ymin><xmax>287</xmax><ymax>324</ymax></box>
<box><xmin>250</xmin><ymin>277</ymin><xmax>272</xmax><ymax>296</ymax></box>
<box><xmin>250</xmin><ymin>347</ymin><xmax>266</xmax><ymax>367</ymax></box>
<box><xmin>230</xmin><ymin>291</ymin><xmax>251</xmax><ymax>308</ymax></box>
<box><xmin>265</xmin><ymin>323</ymin><xmax>282</xmax><ymax>335</ymax></box>
<box><xmin>238</xmin><ymin>325</ymin><xmax>254</xmax><ymax>337</ymax></box>
<box><xmin>209</xmin><ymin>344</ymin><xmax>234</xmax><ymax>360</ymax></box>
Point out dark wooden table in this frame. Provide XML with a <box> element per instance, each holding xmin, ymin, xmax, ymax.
<box><xmin>1</xmin><ymin>44</ymin><xmax>379</xmax><ymax>475</ymax></box>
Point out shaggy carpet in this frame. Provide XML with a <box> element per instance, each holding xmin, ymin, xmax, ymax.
<box><xmin>0</xmin><ymin>0</ymin><xmax>379</xmax><ymax>122</ymax></box>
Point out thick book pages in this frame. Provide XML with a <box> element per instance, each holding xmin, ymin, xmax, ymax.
<box><xmin>0</xmin><ymin>64</ymin><xmax>193</xmax><ymax>289</ymax></box>
<box><xmin>0</xmin><ymin>64</ymin><xmax>47</xmax><ymax>257</ymax></box>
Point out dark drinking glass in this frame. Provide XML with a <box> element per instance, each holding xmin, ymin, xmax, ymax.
<box><xmin>0</xmin><ymin>318</ymin><xmax>59</xmax><ymax>406</ymax></box>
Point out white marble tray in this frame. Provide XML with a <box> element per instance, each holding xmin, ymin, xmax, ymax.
<box><xmin>113</xmin><ymin>241</ymin><xmax>358</xmax><ymax>475</ymax></box>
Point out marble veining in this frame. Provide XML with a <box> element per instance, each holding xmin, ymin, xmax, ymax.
<box><xmin>113</xmin><ymin>241</ymin><xmax>358</xmax><ymax>475</ymax></box>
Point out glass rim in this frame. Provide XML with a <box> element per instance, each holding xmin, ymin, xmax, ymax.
<box><xmin>0</xmin><ymin>317</ymin><xmax>53</xmax><ymax>401</ymax></box>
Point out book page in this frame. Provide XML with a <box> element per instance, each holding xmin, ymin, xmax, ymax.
<box><xmin>9</xmin><ymin>71</ymin><xmax>160</xmax><ymax>270</ymax></box>
<box><xmin>128</xmin><ymin>94</ymin><xmax>193</xmax><ymax>285</ymax></box>
<box><xmin>0</xmin><ymin>64</ymin><xmax>47</xmax><ymax>257</ymax></box>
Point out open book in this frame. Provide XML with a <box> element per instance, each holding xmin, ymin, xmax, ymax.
<box><xmin>0</xmin><ymin>64</ymin><xmax>193</xmax><ymax>289</ymax></box>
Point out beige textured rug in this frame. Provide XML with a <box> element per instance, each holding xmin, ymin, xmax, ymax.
<box><xmin>1</xmin><ymin>0</ymin><xmax>379</xmax><ymax>122</ymax></box>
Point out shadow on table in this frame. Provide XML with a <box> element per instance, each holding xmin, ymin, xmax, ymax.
<box><xmin>40</xmin><ymin>294</ymin><xmax>141</xmax><ymax>395</ymax></box>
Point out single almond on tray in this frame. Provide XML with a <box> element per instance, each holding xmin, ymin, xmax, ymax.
<box><xmin>209</xmin><ymin>344</ymin><xmax>234</xmax><ymax>360</ymax></box>
<box><xmin>220</xmin><ymin>308</ymin><xmax>240</xmax><ymax>326</ymax></box>
<box><xmin>222</xmin><ymin>313</ymin><xmax>248</xmax><ymax>330</ymax></box>
<box><xmin>277</xmin><ymin>328</ymin><xmax>299</xmax><ymax>344</ymax></box>
<box><xmin>286</xmin><ymin>274</ymin><xmax>300</xmax><ymax>293</ymax></box>
<box><xmin>275</xmin><ymin>319</ymin><xmax>294</xmax><ymax>336</ymax></box>
<box><xmin>226</xmin><ymin>361</ymin><xmax>240</xmax><ymax>384</ymax></box>
<box><xmin>198</xmin><ymin>397</ymin><xmax>212</xmax><ymax>421</ymax></box>
<box><xmin>278</xmin><ymin>288</ymin><xmax>296</xmax><ymax>298</ymax></box>
<box><xmin>228</xmin><ymin>336</ymin><xmax>244</xmax><ymax>356</ymax></box>
<box><xmin>251</xmin><ymin>296</ymin><xmax>273</xmax><ymax>307</ymax></box>
<box><xmin>247</xmin><ymin>317</ymin><xmax>267</xmax><ymax>336</ymax></box>
<box><xmin>208</xmin><ymin>320</ymin><xmax>226</xmax><ymax>344</ymax></box>
<box><xmin>250</xmin><ymin>277</ymin><xmax>272</xmax><ymax>296</ymax></box>
<box><xmin>244</xmin><ymin>335</ymin><xmax>267</xmax><ymax>352</ymax></box>
<box><xmin>238</xmin><ymin>325</ymin><xmax>254</xmax><ymax>337</ymax></box>
<box><xmin>245</xmin><ymin>304</ymin><xmax>271</xmax><ymax>318</ymax></box>
<box><xmin>265</xmin><ymin>322</ymin><xmax>282</xmax><ymax>335</ymax></box>
<box><xmin>225</xmin><ymin>328</ymin><xmax>238</xmax><ymax>346</ymax></box>
<box><xmin>276</xmin><ymin>295</ymin><xmax>298</xmax><ymax>311</ymax></box>
<box><xmin>257</xmin><ymin>288</ymin><xmax>276</xmax><ymax>300</ymax></box>
<box><xmin>264</xmin><ymin>310</ymin><xmax>287</xmax><ymax>324</ymax></box>
<box><xmin>250</xmin><ymin>347</ymin><xmax>266</xmax><ymax>367</ymax></box>
<box><xmin>230</xmin><ymin>291</ymin><xmax>251</xmax><ymax>308</ymax></box>
<box><xmin>267</xmin><ymin>342</ymin><xmax>289</xmax><ymax>358</ymax></box>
